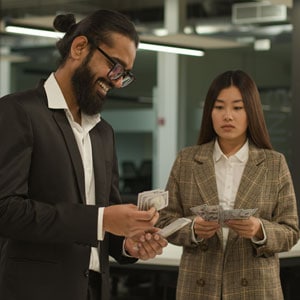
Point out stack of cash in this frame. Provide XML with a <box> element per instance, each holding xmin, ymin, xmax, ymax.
<box><xmin>137</xmin><ymin>189</ymin><xmax>169</xmax><ymax>211</ymax></box>
<box><xmin>138</xmin><ymin>189</ymin><xmax>192</xmax><ymax>238</ymax></box>
<box><xmin>190</xmin><ymin>204</ymin><xmax>258</xmax><ymax>225</ymax></box>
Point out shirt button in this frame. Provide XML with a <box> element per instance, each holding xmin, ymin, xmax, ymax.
<box><xmin>241</xmin><ymin>278</ymin><xmax>248</xmax><ymax>286</ymax></box>
<box><xmin>196</xmin><ymin>279</ymin><xmax>205</xmax><ymax>286</ymax></box>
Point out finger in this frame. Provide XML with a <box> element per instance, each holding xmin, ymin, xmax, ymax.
<box><xmin>148</xmin><ymin>207</ymin><xmax>158</xmax><ymax>217</ymax></box>
<box><xmin>141</xmin><ymin>235</ymin><xmax>165</xmax><ymax>256</ymax></box>
<box><xmin>194</xmin><ymin>216</ymin><xmax>205</xmax><ymax>224</ymax></box>
<box><xmin>138</xmin><ymin>242</ymin><xmax>156</xmax><ymax>259</ymax></box>
<box><xmin>153</xmin><ymin>234</ymin><xmax>168</xmax><ymax>246</ymax></box>
<box><xmin>133</xmin><ymin>208</ymin><xmax>157</xmax><ymax>221</ymax></box>
<box><xmin>148</xmin><ymin>236</ymin><xmax>167</xmax><ymax>252</ymax></box>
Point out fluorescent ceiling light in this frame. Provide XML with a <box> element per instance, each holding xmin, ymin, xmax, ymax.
<box><xmin>152</xmin><ymin>28</ymin><xmax>168</xmax><ymax>36</ymax></box>
<box><xmin>254</xmin><ymin>39</ymin><xmax>271</xmax><ymax>51</ymax></box>
<box><xmin>5</xmin><ymin>25</ymin><xmax>64</xmax><ymax>39</ymax></box>
<box><xmin>5</xmin><ymin>25</ymin><xmax>204</xmax><ymax>57</ymax></box>
<box><xmin>183</xmin><ymin>26</ymin><xmax>194</xmax><ymax>35</ymax></box>
<box><xmin>139</xmin><ymin>42</ymin><xmax>204</xmax><ymax>57</ymax></box>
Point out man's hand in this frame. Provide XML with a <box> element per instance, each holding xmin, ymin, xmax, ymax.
<box><xmin>124</xmin><ymin>232</ymin><xmax>168</xmax><ymax>260</ymax></box>
<box><xmin>193</xmin><ymin>216</ymin><xmax>220</xmax><ymax>239</ymax></box>
<box><xmin>103</xmin><ymin>204</ymin><xmax>158</xmax><ymax>237</ymax></box>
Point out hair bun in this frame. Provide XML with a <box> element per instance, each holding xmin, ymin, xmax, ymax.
<box><xmin>53</xmin><ymin>14</ymin><xmax>76</xmax><ymax>33</ymax></box>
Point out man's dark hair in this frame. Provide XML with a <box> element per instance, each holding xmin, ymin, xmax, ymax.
<box><xmin>53</xmin><ymin>9</ymin><xmax>139</xmax><ymax>66</ymax></box>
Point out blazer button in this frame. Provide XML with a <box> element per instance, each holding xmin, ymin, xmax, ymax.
<box><xmin>196</xmin><ymin>279</ymin><xmax>205</xmax><ymax>286</ymax></box>
<box><xmin>241</xmin><ymin>278</ymin><xmax>248</xmax><ymax>286</ymax></box>
<box><xmin>84</xmin><ymin>270</ymin><xmax>89</xmax><ymax>278</ymax></box>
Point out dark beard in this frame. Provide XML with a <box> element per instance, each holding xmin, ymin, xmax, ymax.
<box><xmin>71</xmin><ymin>56</ymin><xmax>106</xmax><ymax>115</ymax></box>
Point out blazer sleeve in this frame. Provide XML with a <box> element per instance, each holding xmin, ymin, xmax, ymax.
<box><xmin>156</xmin><ymin>149</ymin><xmax>197</xmax><ymax>248</ymax></box>
<box><xmin>254</xmin><ymin>153</ymin><xmax>299</xmax><ymax>257</ymax></box>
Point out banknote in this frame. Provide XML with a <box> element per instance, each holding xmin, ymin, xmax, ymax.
<box><xmin>158</xmin><ymin>218</ymin><xmax>192</xmax><ymax>238</ymax></box>
<box><xmin>137</xmin><ymin>189</ymin><xmax>169</xmax><ymax>211</ymax></box>
<box><xmin>190</xmin><ymin>204</ymin><xmax>258</xmax><ymax>225</ymax></box>
<box><xmin>190</xmin><ymin>204</ymin><xmax>220</xmax><ymax>222</ymax></box>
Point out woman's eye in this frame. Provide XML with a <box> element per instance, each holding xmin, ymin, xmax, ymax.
<box><xmin>214</xmin><ymin>106</ymin><xmax>223</xmax><ymax>110</ymax></box>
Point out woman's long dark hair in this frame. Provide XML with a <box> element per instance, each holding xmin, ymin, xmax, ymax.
<box><xmin>197</xmin><ymin>70</ymin><xmax>272</xmax><ymax>149</ymax></box>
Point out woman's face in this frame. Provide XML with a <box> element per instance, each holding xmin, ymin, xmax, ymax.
<box><xmin>211</xmin><ymin>85</ymin><xmax>248</xmax><ymax>146</ymax></box>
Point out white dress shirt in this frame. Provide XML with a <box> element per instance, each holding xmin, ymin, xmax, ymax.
<box><xmin>44</xmin><ymin>73</ymin><xmax>104</xmax><ymax>272</ymax></box>
<box><xmin>213</xmin><ymin>140</ymin><xmax>248</xmax><ymax>248</ymax></box>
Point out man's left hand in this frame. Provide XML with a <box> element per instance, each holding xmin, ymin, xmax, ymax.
<box><xmin>124</xmin><ymin>232</ymin><xmax>168</xmax><ymax>260</ymax></box>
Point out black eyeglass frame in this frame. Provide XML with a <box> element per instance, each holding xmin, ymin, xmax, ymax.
<box><xmin>96</xmin><ymin>47</ymin><xmax>135</xmax><ymax>88</ymax></box>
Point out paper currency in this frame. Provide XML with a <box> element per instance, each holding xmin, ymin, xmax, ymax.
<box><xmin>137</xmin><ymin>189</ymin><xmax>169</xmax><ymax>211</ymax></box>
<box><xmin>158</xmin><ymin>218</ymin><xmax>192</xmax><ymax>238</ymax></box>
<box><xmin>190</xmin><ymin>204</ymin><xmax>220</xmax><ymax>222</ymax></box>
<box><xmin>190</xmin><ymin>204</ymin><xmax>258</xmax><ymax>225</ymax></box>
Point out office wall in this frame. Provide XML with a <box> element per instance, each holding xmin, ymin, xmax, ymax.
<box><xmin>5</xmin><ymin>36</ymin><xmax>294</xmax><ymax>193</ymax></box>
<box><xmin>291</xmin><ymin>0</ymin><xmax>300</xmax><ymax>219</ymax></box>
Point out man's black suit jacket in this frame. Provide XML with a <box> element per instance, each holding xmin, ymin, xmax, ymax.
<box><xmin>0</xmin><ymin>82</ymin><xmax>137</xmax><ymax>300</ymax></box>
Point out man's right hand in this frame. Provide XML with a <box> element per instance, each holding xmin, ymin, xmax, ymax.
<box><xmin>103</xmin><ymin>204</ymin><xmax>159</xmax><ymax>237</ymax></box>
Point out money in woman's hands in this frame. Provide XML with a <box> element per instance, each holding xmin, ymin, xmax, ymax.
<box><xmin>190</xmin><ymin>204</ymin><xmax>258</xmax><ymax>225</ymax></box>
<box><xmin>137</xmin><ymin>189</ymin><xmax>169</xmax><ymax>211</ymax></box>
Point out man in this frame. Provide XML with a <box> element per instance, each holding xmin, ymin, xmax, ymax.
<box><xmin>0</xmin><ymin>10</ymin><xmax>167</xmax><ymax>300</ymax></box>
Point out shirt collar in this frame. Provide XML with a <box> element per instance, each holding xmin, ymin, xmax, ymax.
<box><xmin>213</xmin><ymin>139</ymin><xmax>249</xmax><ymax>162</ymax></box>
<box><xmin>44</xmin><ymin>73</ymin><xmax>68</xmax><ymax>109</ymax></box>
<box><xmin>44</xmin><ymin>73</ymin><xmax>101</xmax><ymax>127</ymax></box>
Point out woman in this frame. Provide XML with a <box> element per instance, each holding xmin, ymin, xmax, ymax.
<box><xmin>157</xmin><ymin>70</ymin><xmax>299</xmax><ymax>299</ymax></box>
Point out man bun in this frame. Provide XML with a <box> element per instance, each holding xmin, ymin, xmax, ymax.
<box><xmin>53</xmin><ymin>14</ymin><xmax>76</xmax><ymax>33</ymax></box>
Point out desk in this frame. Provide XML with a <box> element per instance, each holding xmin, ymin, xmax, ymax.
<box><xmin>132</xmin><ymin>238</ymin><xmax>300</xmax><ymax>267</ymax></box>
<box><xmin>110</xmin><ymin>240</ymin><xmax>300</xmax><ymax>300</ymax></box>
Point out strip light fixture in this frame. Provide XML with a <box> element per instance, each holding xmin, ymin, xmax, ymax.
<box><xmin>5</xmin><ymin>25</ymin><xmax>64</xmax><ymax>39</ymax></box>
<box><xmin>138</xmin><ymin>42</ymin><xmax>204</xmax><ymax>57</ymax></box>
<box><xmin>5</xmin><ymin>25</ymin><xmax>204</xmax><ymax>57</ymax></box>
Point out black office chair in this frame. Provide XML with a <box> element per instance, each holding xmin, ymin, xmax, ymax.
<box><xmin>137</xmin><ymin>160</ymin><xmax>152</xmax><ymax>191</ymax></box>
<box><xmin>120</xmin><ymin>161</ymin><xmax>138</xmax><ymax>194</ymax></box>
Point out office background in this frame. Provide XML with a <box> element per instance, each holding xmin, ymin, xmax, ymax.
<box><xmin>1</xmin><ymin>1</ymin><xmax>299</xmax><ymax>299</ymax></box>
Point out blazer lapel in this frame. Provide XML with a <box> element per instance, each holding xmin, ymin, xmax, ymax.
<box><xmin>193</xmin><ymin>142</ymin><xmax>219</xmax><ymax>206</ymax></box>
<box><xmin>234</xmin><ymin>145</ymin><xmax>266</xmax><ymax>210</ymax></box>
<box><xmin>52</xmin><ymin>110</ymin><xmax>86</xmax><ymax>203</ymax></box>
<box><xmin>226</xmin><ymin>145</ymin><xmax>267</xmax><ymax>250</ymax></box>
<box><xmin>90</xmin><ymin>127</ymin><xmax>107</xmax><ymax>206</ymax></box>
<box><xmin>193</xmin><ymin>142</ymin><xmax>223</xmax><ymax>243</ymax></box>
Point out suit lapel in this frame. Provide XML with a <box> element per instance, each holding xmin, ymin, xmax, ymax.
<box><xmin>52</xmin><ymin>110</ymin><xmax>86</xmax><ymax>203</ymax></box>
<box><xmin>90</xmin><ymin>126</ymin><xmax>107</xmax><ymax>206</ymax></box>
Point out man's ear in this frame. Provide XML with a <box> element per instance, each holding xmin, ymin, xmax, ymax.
<box><xmin>70</xmin><ymin>35</ymin><xmax>89</xmax><ymax>59</ymax></box>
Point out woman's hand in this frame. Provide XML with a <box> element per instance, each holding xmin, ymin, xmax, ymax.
<box><xmin>225</xmin><ymin>216</ymin><xmax>263</xmax><ymax>239</ymax></box>
<box><xmin>193</xmin><ymin>216</ymin><xmax>220</xmax><ymax>239</ymax></box>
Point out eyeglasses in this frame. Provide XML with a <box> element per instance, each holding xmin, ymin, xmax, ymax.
<box><xmin>97</xmin><ymin>47</ymin><xmax>135</xmax><ymax>88</ymax></box>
